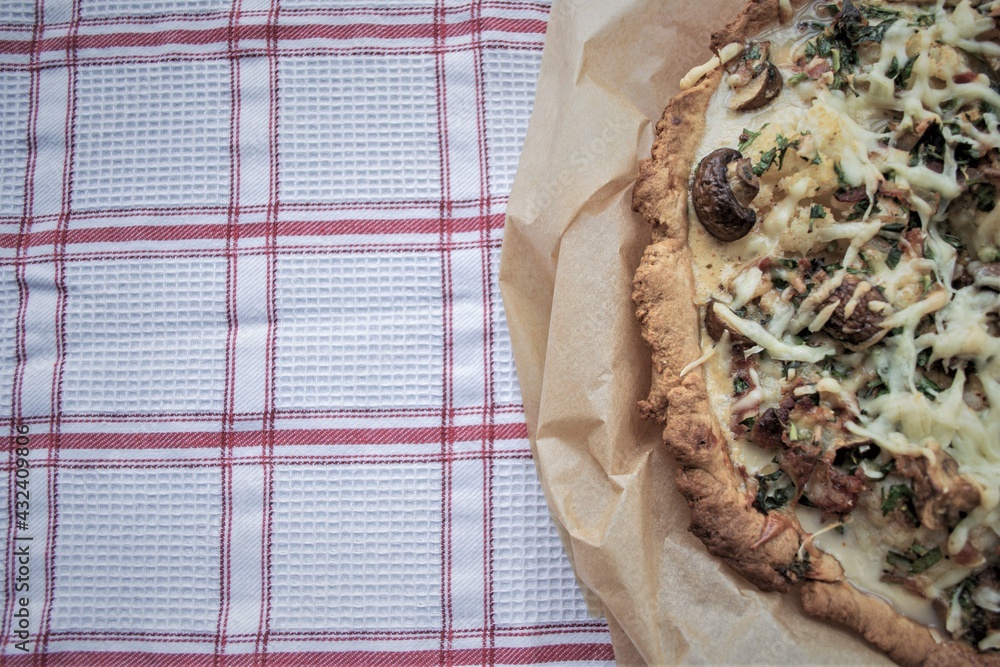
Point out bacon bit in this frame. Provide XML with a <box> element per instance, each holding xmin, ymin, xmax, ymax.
<box><xmin>953</xmin><ymin>540</ymin><xmax>986</xmax><ymax>567</ymax></box>
<box><xmin>877</xmin><ymin>180</ymin><xmax>908</xmax><ymax>200</ymax></box>
<box><xmin>751</xmin><ymin>512</ymin><xmax>795</xmax><ymax>550</ymax></box>
<box><xmin>805</xmin><ymin>57</ymin><xmax>832</xmax><ymax>79</ymax></box>
<box><xmin>901</xmin><ymin>228</ymin><xmax>926</xmax><ymax>258</ymax></box>
<box><xmin>953</xmin><ymin>71</ymin><xmax>980</xmax><ymax>85</ymax></box>
<box><xmin>915</xmin><ymin>117</ymin><xmax>935</xmax><ymax>136</ymax></box>
<box><xmin>835</xmin><ymin>186</ymin><xmax>868</xmax><ymax>203</ymax></box>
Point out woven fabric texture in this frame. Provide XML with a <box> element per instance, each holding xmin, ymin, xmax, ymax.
<box><xmin>0</xmin><ymin>0</ymin><xmax>614</xmax><ymax>663</ymax></box>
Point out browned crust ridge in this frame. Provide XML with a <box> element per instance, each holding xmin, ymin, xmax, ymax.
<box><xmin>631</xmin><ymin>1</ymin><xmax>996</xmax><ymax>664</ymax></box>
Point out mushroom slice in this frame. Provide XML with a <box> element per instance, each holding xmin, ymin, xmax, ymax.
<box><xmin>728</xmin><ymin>42</ymin><xmax>783</xmax><ymax>112</ymax></box>
<box><xmin>819</xmin><ymin>275</ymin><xmax>888</xmax><ymax>346</ymax></box>
<box><xmin>705</xmin><ymin>298</ymin><xmax>751</xmax><ymax>344</ymax></box>
<box><xmin>730</xmin><ymin>63</ymin><xmax>783</xmax><ymax>111</ymax></box>
<box><xmin>692</xmin><ymin>148</ymin><xmax>759</xmax><ymax>242</ymax></box>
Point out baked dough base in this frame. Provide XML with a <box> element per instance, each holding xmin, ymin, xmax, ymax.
<box><xmin>631</xmin><ymin>1</ymin><xmax>1000</xmax><ymax>664</ymax></box>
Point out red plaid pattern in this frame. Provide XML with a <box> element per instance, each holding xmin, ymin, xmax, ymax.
<box><xmin>0</xmin><ymin>0</ymin><xmax>615</xmax><ymax>664</ymax></box>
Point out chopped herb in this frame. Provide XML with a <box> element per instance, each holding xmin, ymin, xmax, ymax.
<box><xmin>888</xmin><ymin>543</ymin><xmax>942</xmax><ymax>573</ymax></box>
<box><xmin>754</xmin><ymin>147</ymin><xmax>777</xmax><ymax>176</ymax></box>
<box><xmin>956</xmin><ymin>578</ymin><xmax>990</xmax><ymax>644</ymax></box>
<box><xmin>777</xmin><ymin>551</ymin><xmax>812</xmax><ymax>580</ymax></box>
<box><xmin>737</xmin><ymin>123</ymin><xmax>769</xmax><ymax>152</ymax></box>
<box><xmin>774</xmin><ymin>134</ymin><xmax>801</xmax><ymax>170</ymax></box>
<box><xmin>886</xmin><ymin>550</ymin><xmax>914</xmax><ymax>571</ymax></box>
<box><xmin>910</xmin><ymin>547</ymin><xmax>942</xmax><ymax>573</ymax></box>
<box><xmin>916</xmin><ymin>374</ymin><xmax>940</xmax><ymax>398</ymax></box>
<box><xmin>845</xmin><ymin>266</ymin><xmax>871</xmax><ymax>275</ymax></box>
<box><xmin>885</xmin><ymin>56</ymin><xmax>900</xmax><ymax>80</ymax></box>
<box><xmin>823</xmin><ymin>359</ymin><xmax>850</xmax><ymax>379</ymax></box>
<box><xmin>782</xmin><ymin>360</ymin><xmax>803</xmax><ymax>379</ymax></box>
<box><xmin>734</xmin><ymin>376</ymin><xmax>750</xmax><ymax>394</ymax></box>
<box><xmin>824</xmin><ymin>261</ymin><xmax>843</xmax><ymax>273</ymax></box>
<box><xmin>896</xmin><ymin>56</ymin><xmax>917</xmax><ymax>90</ymax></box>
<box><xmin>857</xmin><ymin>19</ymin><xmax>895</xmax><ymax>44</ymax></box>
<box><xmin>943</xmin><ymin>234</ymin><xmax>965</xmax><ymax>251</ymax></box>
<box><xmin>759</xmin><ymin>467</ymin><xmax>784</xmax><ymax>482</ymax></box>
<box><xmin>753</xmin><ymin>468</ymin><xmax>794</xmax><ymax>514</ymax></box>
<box><xmin>833</xmin><ymin>162</ymin><xmax>850</xmax><ymax>188</ymax></box>
<box><xmin>834</xmin><ymin>443</ymin><xmax>880</xmax><ymax>475</ymax></box>
<box><xmin>881</xmin><ymin>484</ymin><xmax>913</xmax><ymax>515</ymax></box>
<box><xmin>846</xmin><ymin>200</ymin><xmax>870</xmax><ymax>221</ymax></box>
<box><xmin>788</xmin><ymin>422</ymin><xmax>812</xmax><ymax>442</ymax></box>
<box><xmin>882</xmin><ymin>222</ymin><xmax>905</xmax><ymax>233</ymax></box>
<box><xmin>739</xmin><ymin>416</ymin><xmax>756</xmax><ymax>430</ymax></box>
<box><xmin>745</xmin><ymin>42</ymin><xmax>762</xmax><ymax>61</ymax></box>
<box><xmin>860</xmin><ymin>6</ymin><xmax>899</xmax><ymax>20</ymax></box>
<box><xmin>916</xmin><ymin>349</ymin><xmax>931</xmax><ymax>368</ymax></box>
<box><xmin>865</xmin><ymin>377</ymin><xmax>888</xmax><ymax>398</ymax></box>
<box><xmin>912</xmin><ymin>12</ymin><xmax>935</xmax><ymax>28</ymax></box>
<box><xmin>886</xmin><ymin>247</ymin><xmax>902</xmax><ymax>269</ymax></box>
<box><xmin>772</xmin><ymin>277</ymin><xmax>789</xmax><ymax>290</ymax></box>
<box><xmin>878</xmin><ymin>458</ymin><xmax>896</xmax><ymax>476</ymax></box>
<box><xmin>817</xmin><ymin>35</ymin><xmax>832</xmax><ymax>57</ymax></box>
<box><xmin>810</xmin><ymin>204</ymin><xmax>826</xmax><ymax>219</ymax></box>
<box><xmin>787</xmin><ymin>72</ymin><xmax>809</xmax><ymax>86</ymax></box>
<box><xmin>971</xmin><ymin>182</ymin><xmax>997</xmax><ymax>212</ymax></box>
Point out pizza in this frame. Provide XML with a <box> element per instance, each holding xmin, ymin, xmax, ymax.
<box><xmin>631</xmin><ymin>0</ymin><xmax>1000</xmax><ymax>664</ymax></box>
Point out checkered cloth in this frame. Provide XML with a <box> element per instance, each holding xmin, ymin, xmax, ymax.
<box><xmin>0</xmin><ymin>0</ymin><xmax>614</xmax><ymax>663</ymax></box>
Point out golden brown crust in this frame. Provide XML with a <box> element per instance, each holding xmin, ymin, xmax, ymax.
<box><xmin>631</xmin><ymin>0</ymin><xmax>998</xmax><ymax>663</ymax></box>
<box><xmin>632</xmin><ymin>0</ymin><xmax>813</xmax><ymax>593</ymax></box>
<box><xmin>801</xmin><ymin>581</ymin><xmax>1000</xmax><ymax>667</ymax></box>
<box><xmin>664</xmin><ymin>373</ymin><xmax>803</xmax><ymax>592</ymax></box>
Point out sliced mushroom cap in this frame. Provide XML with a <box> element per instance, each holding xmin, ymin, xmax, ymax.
<box><xmin>729</xmin><ymin>62</ymin><xmax>783</xmax><ymax>111</ymax></box>
<box><xmin>704</xmin><ymin>298</ymin><xmax>751</xmax><ymax>344</ymax></box>
<box><xmin>820</xmin><ymin>275</ymin><xmax>887</xmax><ymax>345</ymax></box>
<box><xmin>894</xmin><ymin>452</ymin><xmax>981</xmax><ymax>531</ymax></box>
<box><xmin>728</xmin><ymin>42</ymin><xmax>783</xmax><ymax>112</ymax></box>
<box><xmin>692</xmin><ymin>148</ymin><xmax>759</xmax><ymax>241</ymax></box>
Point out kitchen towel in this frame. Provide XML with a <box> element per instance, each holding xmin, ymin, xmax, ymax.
<box><xmin>0</xmin><ymin>0</ymin><xmax>614</xmax><ymax>663</ymax></box>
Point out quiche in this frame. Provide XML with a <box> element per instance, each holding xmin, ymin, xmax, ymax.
<box><xmin>632</xmin><ymin>0</ymin><xmax>1000</xmax><ymax>663</ymax></box>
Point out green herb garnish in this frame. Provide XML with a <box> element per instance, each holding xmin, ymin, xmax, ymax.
<box><xmin>754</xmin><ymin>147</ymin><xmax>777</xmax><ymax>176</ymax></box>
<box><xmin>881</xmin><ymin>484</ymin><xmax>913</xmax><ymax>515</ymax></box>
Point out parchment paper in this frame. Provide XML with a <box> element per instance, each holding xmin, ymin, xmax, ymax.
<box><xmin>498</xmin><ymin>0</ymin><xmax>896</xmax><ymax>663</ymax></box>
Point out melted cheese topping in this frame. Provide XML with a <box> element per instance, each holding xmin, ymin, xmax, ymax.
<box><xmin>689</xmin><ymin>0</ymin><xmax>1000</xmax><ymax>640</ymax></box>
